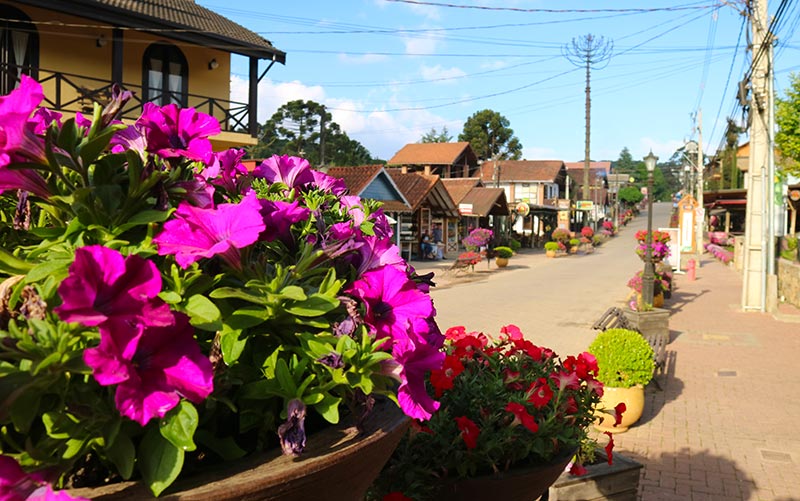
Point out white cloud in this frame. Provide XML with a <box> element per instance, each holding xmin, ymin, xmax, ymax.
<box><xmin>480</xmin><ymin>61</ymin><xmax>509</xmax><ymax>71</ymax></box>
<box><xmin>229</xmin><ymin>75</ymin><xmax>460</xmax><ymax>160</ymax></box>
<box><xmin>402</xmin><ymin>30</ymin><xmax>441</xmax><ymax>55</ymax></box>
<box><xmin>374</xmin><ymin>0</ymin><xmax>440</xmax><ymax>20</ymax></box>
<box><xmin>337</xmin><ymin>53</ymin><xmax>389</xmax><ymax>64</ymax></box>
<box><xmin>419</xmin><ymin>64</ymin><xmax>466</xmax><ymax>84</ymax></box>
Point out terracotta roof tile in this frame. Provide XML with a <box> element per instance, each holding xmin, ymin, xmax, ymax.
<box><xmin>386</xmin><ymin>169</ymin><xmax>458</xmax><ymax>216</ymax></box>
<box><xmin>441</xmin><ymin>178</ymin><xmax>482</xmax><ymax>205</ymax></box>
<box><xmin>565</xmin><ymin>161</ymin><xmax>611</xmax><ymax>173</ymax></box>
<box><xmin>480</xmin><ymin>160</ymin><xmax>564</xmax><ymax>182</ymax></box>
<box><xmin>387</xmin><ymin>142</ymin><xmax>474</xmax><ymax>166</ymax></box>
<box><xmin>461</xmin><ymin>187</ymin><xmax>509</xmax><ymax>216</ymax></box>
<box><xmin>326</xmin><ymin>165</ymin><xmax>382</xmax><ymax>194</ymax></box>
<box><xmin>27</xmin><ymin>0</ymin><xmax>285</xmax><ymax>61</ymax></box>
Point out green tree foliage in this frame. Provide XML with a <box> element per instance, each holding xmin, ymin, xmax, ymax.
<box><xmin>611</xmin><ymin>147</ymin><xmax>637</xmax><ymax>174</ymax></box>
<box><xmin>613</xmin><ymin>147</ymin><xmax>669</xmax><ymax>201</ymax></box>
<box><xmin>458</xmin><ymin>109</ymin><xmax>522</xmax><ymax>161</ymax></box>
<box><xmin>419</xmin><ymin>126</ymin><xmax>453</xmax><ymax>143</ymax></box>
<box><xmin>248</xmin><ymin>100</ymin><xmax>376</xmax><ymax>166</ymax></box>
<box><xmin>618</xmin><ymin>185</ymin><xmax>644</xmax><ymax>205</ymax></box>
<box><xmin>714</xmin><ymin>118</ymin><xmax>745</xmax><ymax>190</ymax></box>
<box><xmin>776</xmin><ymin>72</ymin><xmax>800</xmax><ymax>176</ymax></box>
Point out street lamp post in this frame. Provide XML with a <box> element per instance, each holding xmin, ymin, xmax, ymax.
<box><xmin>641</xmin><ymin>151</ymin><xmax>658</xmax><ymax>306</ymax></box>
<box><xmin>683</xmin><ymin>164</ymin><xmax>691</xmax><ymax>196</ymax></box>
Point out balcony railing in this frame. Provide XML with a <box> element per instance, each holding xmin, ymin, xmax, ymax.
<box><xmin>1</xmin><ymin>65</ymin><xmax>252</xmax><ymax>135</ymax></box>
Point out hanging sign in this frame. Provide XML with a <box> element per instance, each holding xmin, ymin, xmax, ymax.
<box><xmin>576</xmin><ymin>200</ymin><xmax>594</xmax><ymax>211</ymax></box>
<box><xmin>515</xmin><ymin>202</ymin><xmax>530</xmax><ymax>216</ymax></box>
<box><xmin>458</xmin><ymin>203</ymin><xmax>473</xmax><ymax>215</ymax></box>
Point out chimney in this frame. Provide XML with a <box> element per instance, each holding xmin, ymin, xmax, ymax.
<box><xmin>401</xmin><ymin>166</ymin><xmax>408</xmax><ymax>174</ymax></box>
<box><xmin>424</xmin><ymin>165</ymin><xmax>431</xmax><ymax>175</ymax></box>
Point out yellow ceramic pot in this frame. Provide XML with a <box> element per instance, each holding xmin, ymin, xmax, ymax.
<box><xmin>594</xmin><ymin>385</ymin><xmax>645</xmax><ymax>433</ymax></box>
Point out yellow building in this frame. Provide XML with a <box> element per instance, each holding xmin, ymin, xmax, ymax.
<box><xmin>1</xmin><ymin>0</ymin><xmax>285</xmax><ymax>149</ymax></box>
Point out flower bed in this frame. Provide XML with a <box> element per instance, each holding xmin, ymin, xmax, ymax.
<box><xmin>705</xmin><ymin>243</ymin><xmax>733</xmax><ymax>265</ymax></box>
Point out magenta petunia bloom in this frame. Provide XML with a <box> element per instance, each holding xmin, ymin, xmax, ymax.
<box><xmin>0</xmin><ymin>75</ymin><xmax>46</xmax><ymax>168</ymax></box>
<box><xmin>258</xmin><ymin>198</ymin><xmax>311</xmax><ymax>245</ymax></box>
<box><xmin>355</xmin><ymin>235</ymin><xmax>404</xmax><ymax>275</ymax></box>
<box><xmin>311</xmin><ymin>169</ymin><xmax>347</xmax><ymax>195</ymax></box>
<box><xmin>347</xmin><ymin>265</ymin><xmax>434</xmax><ymax>341</ymax></box>
<box><xmin>0</xmin><ymin>455</ymin><xmax>88</xmax><ymax>501</ymax></box>
<box><xmin>203</xmin><ymin>148</ymin><xmax>248</xmax><ymax>193</ymax></box>
<box><xmin>83</xmin><ymin>313</ymin><xmax>214</xmax><ymax>426</ymax></box>
<box><xmin>369</xmin><ymin>209</ymin><xmax>394</xmax><ymax>240</ymax></box>
<box><xmin>253</xmin><ymin>155</ymin><xmax>314</xmax><ymax>189</ymax></box>
<box><xmin>0</xmin><ymin>168</ymin><xmax>50</xmax><ymax>198</ymax></box>
<box><xmin>54</xmin><ymin>245</ymin><xmax>172</xmax><ymax>333</ymax></box>
<box><xmin>154</xmin><ymin>190</ymin><xmax>265</xmax><ymax>269</ymax></box>
<box><xmin>136</xmin><ymin>103</ymin><xmax>220</xmax><ymax>162</ymax></box>
<box><xmin>29</xmin><ymin>107</ymin><xmax>62</xmax><ymax>135</ymax></box>
<box><xmin>109</xmin><ymin>124</ymin><xmax>147</xmax><ymax>157</ymax></box>
<box><xmin>171</xmin><ymin>175</ymin><xmax>216</xmax><ymax>209</ymax></box>
<box><xmin>390</xmin><ymin>332</ymin><xmax>444</xmax><ymax>420</ymax></box>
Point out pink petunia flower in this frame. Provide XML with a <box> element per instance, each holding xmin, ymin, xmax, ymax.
<box><xmin>83</xmin><ymin>313</ymin><xmax>213</xmax><ymax>426</ymax></box>
<box><xmin>505</xmin><ymin>402</ymin><xmax>539</xmax><ymax>433</ymax></box>
<box><xmin>0</xmin><ymin>75</ymin><xmax>46</xmax><ymax>168</ymax></box>
<box><xmin>347</xmin><ymin>265</ymin><xmax>434</xmax><ymax>342</ymax></box>
<box><xmin>54</xmin><ymin>245</ymin><xmax>173</xmax><ymax>335</ymax></box>
<box><xmin>0</xmin><ymin>169</ymin><xmax>50</xmax><ymax>199</ymax></box>
<box><xmin>311</xmin><ymin>169</ymin><xmax>347</xmax><ymax>195</ymax></box>
<box><xmin>258</xmin><ymin>199</ymin><xmax>311</xmax><ymax>245</ymax></box>
<box><xmin>390</xmin><ymin>331</ymin><xmax>444</xmax><ymax>420</ymax></box>
<box><xmin>253</xmin><ymin>154</ymin><xmax>314</xmax><ymax>189</ymax></box>
<box><xmin>153</xmin><ymin>190</ymin><xmax>265</xmax><ymax>269</ymax></box>
<box><xmin>135</xmin><ymin>103</ymin><xmax>220</xmax><ymax>162</ymax></box>
<box><xmin>0</xmin><ymin>455</ymin><xmax>89</xmax><ymax>501</ymax></box>
<box><xmin>202</xmin><ymin>148</ymin><xmax>248</xmax><ymax>194</ymax></box>
<box><xmin>355</xmin><ymin>234</ymin><xmax>404</xmax><ymax>275</ymax></box>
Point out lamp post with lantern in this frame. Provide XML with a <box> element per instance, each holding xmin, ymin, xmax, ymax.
<box><xmin>641</xmin><ymin>151</ymin><xmax>658</xmax><ymax>306</ymax></box>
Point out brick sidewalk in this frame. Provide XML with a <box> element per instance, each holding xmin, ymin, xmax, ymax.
<box><xmin>614</xmin><ymin>257</ymin><xmax>800</xmax><ymax>501</ymax></box>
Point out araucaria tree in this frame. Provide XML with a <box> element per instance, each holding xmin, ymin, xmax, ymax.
<box><xmin>458</xmin><ymin>109</ymin><xmax>522</xmax><ymax>161</ymax></box>
<box><xmin>249</xmin><ymin>99</ymin><xmax>376</xmax><ymax>166</ymax></box>
<box><xmin>420</xmin><ymin>126</ymin><xmax>453</xmax><ymax>143</ymax></box>
<box><xmin>776</xmin><ymin>72</ymin><xmax>800</xmax><ymax>176</ymax></box>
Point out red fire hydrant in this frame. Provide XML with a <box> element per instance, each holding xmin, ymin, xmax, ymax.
<box><xmin>687</xmin><ymin>259</ymin><xmax>696</xmax><ymax>281</ymax></box>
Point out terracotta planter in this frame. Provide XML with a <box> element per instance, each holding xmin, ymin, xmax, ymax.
<box><xmin>437</xmin><ymin>449</ymin><xmax>575</xmax><ymax>501</ymax></box>
<box><xmin>70</xmin><ymin>400</ymin><xmax>409</xmax><ymax>501</ymax></box>
<box><xmin>495</xmin><ymin>257</ymin><xmax>509</xmax><ymax>267</ymax></box>
<box><xmin>546</xmin><ymin>250</ymin><xmax>557</xmax><ymax>258</ymax></box>
<box><xmin>548</xmin><ymin>449</ymin><xmax>642</xmax><ymax>501</ymax></box>
<box><xmin>569</xmin><ymin>247</ymin><xmax>578</xmax><ymax>254</ymax></box>
<box><xmin>594</xmin><ymin>385</ymin><xmax>645</xmax><ymax>433</ymax></box>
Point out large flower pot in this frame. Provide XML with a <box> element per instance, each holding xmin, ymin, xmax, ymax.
<box><xmin>635</xmin><ymin>291</ymin><xmax>664</xmax><ymax>308</ymax></box>
<box><xmin>546</xmin><ymin>250</ymin><xmax>557</xmax><ymax>258</ymax></box>
<box><xmin>495</xmin><ymin>257</ymin><xmax>509</xmax><ymax>267</ymax></box>
<box><xmin>70</xmin><ymin>400</ymin><xmax>409</xmax><ymax>501</ymax></box>
<box><xmin>437</xmin><ymin>449</ymin><xmax>575</xmax><ymax>501</ymax></box>
<box><xmin>594</xmin><ymin>385</ymin><xmax>645</xmax><ymax>433</ymax></box>
<box><xmin>548</xmin><ymin>449</ymin><xmax>643</xmax><ymax>501</ymax></box>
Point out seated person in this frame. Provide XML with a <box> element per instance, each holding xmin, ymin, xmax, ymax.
<box><xmin>420</xmin><ymin>233</ymin><xmax>436</xmax><ymax>259</ymax></box>
<box><xmin>431</xmin><ymin>224</ymin><xmax>444</xmax><ymax>259</ymax></box>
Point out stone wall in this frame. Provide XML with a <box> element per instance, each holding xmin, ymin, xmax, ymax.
<box><xmin>778</xmin><ymin>258</ymin><xmax>800</xmax><ymax>308</ymax></box>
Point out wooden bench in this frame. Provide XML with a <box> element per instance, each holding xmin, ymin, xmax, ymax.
<box><xmin>592</xmin><ymin>307</ymin><xmax>667</xmax><ymax>390</ymax></box>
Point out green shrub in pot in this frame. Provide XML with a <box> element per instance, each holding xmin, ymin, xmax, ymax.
<box><xmin>494</xmin><ymin>246</ymin><xmax>513</xmax><ymax>258</ymax></box>
<box><xmin>587</xmin><ymin>329</ymin><xmax>654</xmax><ymax>388</ymax></box>
<box><xmin>544</xmin><ymin>242</ymin><xmax>559</xmax><ymax>252</ymax></box>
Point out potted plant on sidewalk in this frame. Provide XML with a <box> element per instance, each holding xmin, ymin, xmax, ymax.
<box><xmin>544</xmin><ymin>242</ymin><xmax>559</xmax><ymax>258</ymax></box>
<box><xmin>371</xmin><ymin>325</ymin><xmax>611</xmax><ymax>501</ymax></box>
<box><xmin>493</xmin><ymin>246</ymin><xmax>513</xmax><ymax>267</ymax></box>
<box><xmin>588</xmin><ymin>329</ymin><xmax>654</xmax><ymax>433</ymax></box>
<box><xmin>0</xmin><ymin>77</ymin><xmax>444</xmax><ymax>499</ymax></box>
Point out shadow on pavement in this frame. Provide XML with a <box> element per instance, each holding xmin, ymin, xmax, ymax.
<box><xmin>663</xmin><ymin>288</ymin><xmax>709</xmax><ymax>314</ymax></box>
<box><xmin>638</xmin><ymin>351</ymin><xmax>682</xmax><ymax>427</ymax></box>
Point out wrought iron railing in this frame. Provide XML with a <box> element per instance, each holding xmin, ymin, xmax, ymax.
<box><xmin>0</xmin><ymin>65</ymin><xmax>252</xmax><ymax>135</ymax></box>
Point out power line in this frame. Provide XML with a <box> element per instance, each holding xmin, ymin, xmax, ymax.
<box><xmin>384</xmin><ymin>0</ymin><xmax>723</xmax><ymax>14</ymax></box>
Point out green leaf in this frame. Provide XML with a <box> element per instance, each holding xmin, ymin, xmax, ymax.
<box><xmin>274</xmin><ymin>359</ymin><xmax>296</xmax><ymax>394</ymax></box>
<box><xmin>209</xmin><ymin>287</ymin><xmax>266</xmax><ymax>304</ymax></box>
<box><xmin>23</xmin><ymin>259</ymin><xmax>72</xmax><ymax>284</ymax></box>
<box><xmin>301</xmin><ymin>392</ymin><xmax>325</xmax><ymax>406</ymax></box>
<box><xmin>33</xmin><ymin>352</ymin><xmax>62</xmax><ymax>376</ymax></box>
<box><xmin>220</xmin><ymin>326</ymin><xmax>247</xmax><ymax>365</ymax></box>
<box><xmin>158</xmin><ymin>291</ymin><xmax>182</xmax><ymax>304</ymax></box>
<box><xmin>9</xmin><ymin>390</ymin><xmax>41</xmax><ymax>434</ymax></box>
<box><xmin>0</xmin><ymin>249</ymin><xmax>34</xmax><ymax>274</ymax></box>
<box><xmin>285</xmin><ymin>293</ymin><xmax>339</xmax><ymax>317</ymax></box>
<box><xmin>139</xmin><ymin>426</ymin><xmax>185</xmax><ymax>497</ymax></box>
<box><xmin>42</xmin><ymin>412</ymin><xmax>78</xmax><ymax>440</ymax></box>
<box><xmin>278</xmin><ymin>285</ymin><xmax>306</xmax><ymax>301</ymax></box>
<box><xmin>114</xmin><ymin>209</ymin><xmax>171</xmax><ymax>232</ymax></box>
<box><xmin>184</xmin><ymin>294</ymin><xmax>222</xmax><ymax>331</ymax></box>
<box><xmin>159</xmin><ymin>401</ymin><xmax>198</xmax><ymax>452</ymax></box>
<box><xmin>63</xmin><ymin>438</ymin><xmax>87</xmax><ymax>460</ymax></box>
<box><xmin>105</xmin><ymin>432</ymin><xmax>136</xmax><ymax>480</ymax></box>
<box><xmin>238</xmin><ymin>379</ymin><xmax>285</xmax><ymax>400</ymax></box>
<box><xmin>313</xmin><ymin>394</ymin><xmax>341</xmax><ymax>423</ymax></box>
<box><xmin>226</xmin><ymin>306</ymin><xmax>269</xmax><ymax>330</ymax></box>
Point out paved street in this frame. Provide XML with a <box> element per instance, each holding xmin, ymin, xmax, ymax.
<box><xmin>414</xmin><ymin>204</ymin><xmax>800</xmax><ymax>501</ymax></box>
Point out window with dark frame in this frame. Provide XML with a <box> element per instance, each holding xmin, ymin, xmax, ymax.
<box><xmin>0</xmin><ymin>5</ymin><xmax>39</xmax><ymax>95</ymax></box>
<box><xmin>142</xmin><ymin>42</ymin><xmax>188</xmax><ymax>107</ymax></box>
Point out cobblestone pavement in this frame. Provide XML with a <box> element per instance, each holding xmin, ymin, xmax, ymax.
<box><xmin>413</xmin><ymin>208</ymin><xmax>800</xmax><ymax>501</ymax></box>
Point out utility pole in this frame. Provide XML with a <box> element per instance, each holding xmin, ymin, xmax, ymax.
<box><xmin>741</xmin><ymin>0</ymin><xmax>776</xmax><ymax>312</ymax></box>
<box><xmin>695</xmin><ymin>109</ymin><xmax>704</xmax><ymax>262</ymax></box>
<box><xmin>563</xmin><ymin>34</ymin><xmax>613</xmax><ymax>205</ymax></box>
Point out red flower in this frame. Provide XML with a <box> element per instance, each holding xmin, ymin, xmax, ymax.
<box><xmin>526</xmin><ymin>378</ymin><xmax>553</xmax><ymax>408</ymax></box>
<box><xmin>604</xmin><ymin>431</ymin><xmax>615</xmax><ymax>464</ymax></box>
<box><xmin>452</xmin><ymin>334</ymin><xmax>485</xmax><ymax>359</ymax></box>
<box><xmin>502</xmin><ymin>368</ymin><xmax>524</xmax><ymax>391</ymax></box>
<box><xmin>563</xmin><ymin>396</ymin><xmax>578</xmax><ymax>414</ymax></box>
<box><xmin>613</xmin><ymin>403</ymin><xmax>626</xmax><ymax>426</ymax></box>
<box><xmin>505</xmin><ymin>402</ymin><xmax>539</xmax><ymax>433</ymax></box>
<box><xmin>444</xmin><ymin>325</ymin><xmax>467</xmax><ymax>340</ymax></box>
<box><xmin>430</xmin><ymin>355</ymin><xmax>465</xmax><ymax>397</ymax></box>
<box><xmin>500</xmin><ymin>324</ymin><xmax>524</xmax><ymax>341</ymax></box>
<box><xmin>383</xmin><ymin>492</ymin><xmax>414</xmax><ymax>501</ymax></box>
<box><xmin>512</xmin><ymin>339</ymin><xmax>543</xmax><ymax>360</ymax></box>
<box><xmin>569</xmin><ymin>462</ymin><xmax>588</xmax><ymax>476</ymax></box>
<box><xmin>550</xmin><ymin>370</ymin><xmax>580</xmax><ymax>391</ymax></box>
<box><xmin>455</xmin><ymin>416</ymin><xmax>480</xmax><ymax>449</ymax></box>
<box><xmin>410</xmin><ymin>420</ymin><xmax>434</xmax><ymax>436</ymax></box>
<box><xmin>564</xmin><ymin>352</ymin><xmax>599</xmax><ymax>381</ymax></box>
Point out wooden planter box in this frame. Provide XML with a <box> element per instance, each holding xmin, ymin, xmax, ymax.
<box><xmin>622</xmin><ymin>307</ymin><xmax>669</xmax><ymax>344</ymax></box>
<box><xmin>547</xmin><ymin>450</ymin><xmax>642</xmax><ymax>501</ymax></box>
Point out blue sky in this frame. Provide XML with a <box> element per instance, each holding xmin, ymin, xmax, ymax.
<box><xmin>200</xmin><ymin>1</ymin><xmax>800</xmax><ymax>164</ymax></box>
